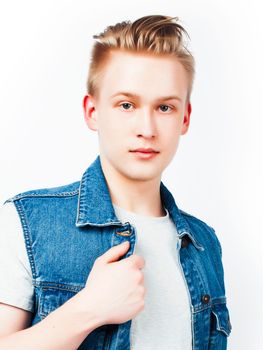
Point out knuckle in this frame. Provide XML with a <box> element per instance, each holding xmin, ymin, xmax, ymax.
<box><xmin>131</xmin><ymin>254</ymin><xmax>138</xmax><ymax>264</ymax></box>
<box><xmin>139</xmin><ymin>271</ymin><xmax>145</xmax><ymax>283</ymax></box>
<box><xmin>135</xmin><ymin>270</ymin><xmax>143</xmax><ymax>283</ymax></box>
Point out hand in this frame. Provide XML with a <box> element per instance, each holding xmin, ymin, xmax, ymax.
<box><xmin>82</xmin><ymin>241</ymin><xmax>146</xmax><ymax>326</ymax></box>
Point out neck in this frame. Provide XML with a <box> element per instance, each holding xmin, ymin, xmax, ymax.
<box><xmin>100</xmin><ymin>155</ymin><xmax>166</xmax><ymax>217</ymax></box>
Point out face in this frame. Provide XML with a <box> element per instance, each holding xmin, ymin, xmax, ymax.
<box><xmin>83</xmin><ymin>50</ymin><xmax>191</xmax><ymax>183</ymax></box>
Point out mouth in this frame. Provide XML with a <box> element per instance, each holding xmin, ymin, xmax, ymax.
<box><xmin>129</xmin><ymin>148</ymin><xmax>159</xmax><ymax>159</ymax></box>
<box><xmin>130</xmin><ymin>148</ymin><xmax>159</xmax><ymax>153</ymax></box>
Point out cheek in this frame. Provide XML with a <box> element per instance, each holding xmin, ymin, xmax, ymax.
<box><xmin>98</xmin><ymin>122</ymin><xmax>124</xmax><ymax>152</ymax></box>
<box><xmin>166</xmin><ymin>133</ymin><xmax>180</xmax><ymax>149</ymax></box>
<box><xmin>98</xmin><ymin>108</ymin><xmax>127</xmax><ymax>132</ymax></box>
<box><xmin>160</xmin><ymin>120</ymin><xmax>181</xmax><ymax>141</ymax></box>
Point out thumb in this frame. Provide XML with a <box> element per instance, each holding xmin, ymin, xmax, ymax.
<box><xmin>101</xmin><ymin>241</ymin><xmax>130</xmax><ymax>264</ymax></box>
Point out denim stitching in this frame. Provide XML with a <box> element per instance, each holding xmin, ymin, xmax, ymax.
<box><xmin>8</xmin><ymin>190</ymin><xmax>79</xmax><ymax>202</ymax></box>
<box><xmin>13</xmin><ymin>200</ymin><xmax>37</xmax><ymax>279</ymax></box>
<box><xmin>33</xmin><ymin>281</ymin><xmax>83</xmax><ymax>292</ymax></box>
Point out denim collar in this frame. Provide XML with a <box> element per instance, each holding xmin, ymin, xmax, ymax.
<box><xmin>76</xmin><ymin>155</ymin><xmax>203</xmax><ymax>249</ymax></box>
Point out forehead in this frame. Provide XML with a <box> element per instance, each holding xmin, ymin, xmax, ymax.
<box><xmin>96</xmin><ymin>50</ymin><xmax>189</xmax><ymax>102</ymax></box>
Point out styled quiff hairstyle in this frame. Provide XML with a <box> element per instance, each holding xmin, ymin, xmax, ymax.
<box><xmin>87</xmin><ymin>15</ymin><xmax>195</xmax><ymax>102</ymax></box>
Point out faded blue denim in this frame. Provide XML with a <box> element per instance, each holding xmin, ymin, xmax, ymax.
<box><xmin>6</xmin><ymin>155</ymin><xmax>232</xmax><ymax>349</ymax></box>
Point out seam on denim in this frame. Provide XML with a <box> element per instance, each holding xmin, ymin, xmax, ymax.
<box><xmin>211</xmin><ymin>297</ymin><xmax>227</xmax><ymax>305</ymax></box>
<box><xmin>193</xmin><ymin>297</ymin><xmax>227</xmax><ymax>313</ymax></box>
<box><xmin>178</xmin><ymin>230</ymin><xmax>204</xmax><ymax>251</ymax></box>
<box><xmin>9</xmin><ymin>190</ymin><xmax>79</xmax><ymax>201</ymax></box>
<box><xmin>211</xmin><ymin>309</ymin><xmax>231</xmax><ymax>336</ymax></box>
<box><xmin>33</xmin><ymin>280</ymin><xmax>84</xmax><ymax>292</ymax></box>
<box><xmin>76</xmin><ymin>170</ymin><xmax>87</xmax><ymax>222</ymax></box>
<box><xmin>185</xmin><ymin>248</ymin><xmax>209</xmax><ymax>309</ymax></box>
<box><xmin>193</xmin><ymin>304</ymin><xmax>211</xmax><ymax>313</ymax></box>
<box><xmin>180</xmin><ymin>212</ymin><xmax>217</xmax><ymax>248</ymax></box>
<box><xmin>13</xmin><ymin>200</ymin><xmax>37</xmax><ymax>279</ymax></box>
<box><xmin>77</xmin><ymin>221</ymin><xmax>124</xmax><ymax>227</ymax></box>
<box><xmin>178</xmin><ymin>242</ymin><xmax>195</xmax><ymax>349</ymax></box>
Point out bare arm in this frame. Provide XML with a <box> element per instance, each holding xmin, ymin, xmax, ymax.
<box><xmin>0</xmin><ymin>303</ymin><xmax>32</xmax><ymax>337</ymax></box>
<box><xmin>0</xmin><ymin>292</ymin><xmax>100</xmax><ymax>350</ymax></box>
<box><xmin>0</xmin><ymin>241</ymin><xmax>145</xmax><ymax>349</ymax></box>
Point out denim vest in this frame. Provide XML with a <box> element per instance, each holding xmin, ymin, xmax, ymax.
<box><xmin>6</xmin><ymin>155</ymin><xmax>231</xmax><ymax>349</ymax></box>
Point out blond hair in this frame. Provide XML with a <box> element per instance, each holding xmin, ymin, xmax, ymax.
<box><xmin>87</xmin><ymin>15</ymin><xmax>195</xmax><ymax>102</ymax></box>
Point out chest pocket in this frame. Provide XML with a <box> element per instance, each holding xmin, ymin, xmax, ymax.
<box><xmin>37</xmin><ymin>286</ymin><xmax>114</xmax><ymax>350</ymax></box>
<box><xmin>38</xmin><ymin>286</ymin><xmax>80</xmax><ymax>318</ymax></box>
<box><xmin>209</xmin><ymin>302</ymin><xmax>232</xmax><ymax>349</ymax></box>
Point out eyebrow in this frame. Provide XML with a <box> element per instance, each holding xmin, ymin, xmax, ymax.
<box><xmin>110</xmin><ymin>91</ymin><xmax>182</xmax><ymax>103</ymax></box>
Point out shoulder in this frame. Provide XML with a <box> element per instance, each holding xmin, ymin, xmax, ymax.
<box><xmin>4</xmin><ymin>181</ymin><xmax>80</xmax><ymax>204</ymax></box>
<box><xmin>0</xmin><ymin>201</ymin><xmax>21</xmax><ymax>226</ymax></box>
<box><xmin>179</xmin><ymin>208</ymin><xmax>214</xmax><ymax>231</ymax></box>
<box><xmin>179</xmin><ymin>208</ymin><xmax>222</xmax><ymax>256</ymax></box>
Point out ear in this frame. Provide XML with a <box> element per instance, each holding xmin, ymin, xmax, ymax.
<box><xmin>181</xmin><ymin>102</ymin><xmax>192</xmax><ymax>135</ymax></box>
<box><xmin>83</xmin><ymin>94</ymin><xmax>98</xmax><ymax>131</ymax></box>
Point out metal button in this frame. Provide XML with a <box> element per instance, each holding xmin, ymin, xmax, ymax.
<box><xmin>181</xmin><ymin>236</ymin><xmax>189</xmax><ymax>248</ymax></box>
<box><xmin>202</xmin><ymin>294</ymin><xmax>211</xmax><ymax>304</ymax></box>
<box><xmin>116</xmin><ymin>230</ymin><xmax>132</xmax><ymax>236</ymax></box>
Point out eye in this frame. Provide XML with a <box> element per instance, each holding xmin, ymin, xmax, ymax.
<box><xmin>159</xmin><ymin>104</ymin><xmax>173</xmax><ymax>113</ymax></box>
<box><xmin>119</xmin><ymin>102</ymin><xmax>133</xmax><ymax>110</ymax></box>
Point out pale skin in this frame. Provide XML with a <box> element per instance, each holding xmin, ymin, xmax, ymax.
<box><xmin>0</xmin><ymin>50</ymin><xmax>191</xmax><ymax>349</ymax></box>
<box><xmin>84</xmin><ymin>50</ymin><xmax>191</xmax><ymax>217</ymax></box>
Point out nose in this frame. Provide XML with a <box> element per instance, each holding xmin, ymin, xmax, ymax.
<box><xmin>135</xmin><ymin>108</ymin><xmax>157</xmax><ymax>138</ymax></box>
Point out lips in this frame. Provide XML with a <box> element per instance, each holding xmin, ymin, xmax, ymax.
<box><xmin>130</xmin><ymin>148</ymin><xmax>159</xmax><ymax>153</ymax></box>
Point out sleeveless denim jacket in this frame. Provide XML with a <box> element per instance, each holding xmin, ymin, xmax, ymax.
<box><xmin>6</xmin><ymin>155</ymin><xmax>232</xmax><ymax>349</ymax></box>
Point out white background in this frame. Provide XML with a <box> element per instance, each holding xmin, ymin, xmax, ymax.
<box><xmin>0</xmin><ymin>1</ymin><xmax>262</xmax><ymax>348</ymax></box>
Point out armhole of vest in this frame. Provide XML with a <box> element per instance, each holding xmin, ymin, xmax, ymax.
<box><xmin>13</xmin><ymin>200</ymin><xmax>37</xmax><ymax>280</ymax></box>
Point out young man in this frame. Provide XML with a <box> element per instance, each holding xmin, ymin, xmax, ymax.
<box><xmin>0</xmin><ymin>15</ymin><xmax>231</xmax><ymax>349</ymax></box>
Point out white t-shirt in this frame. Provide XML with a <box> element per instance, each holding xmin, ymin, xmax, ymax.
<box><xmin>0</xmin><ymin>202</ymin><xmax>34</xmax><ymax>312</ymax></box>
<box><xmin>0</xmin><ymin>202</ymin><xmax>192</xmax><ymax>349</ymax></box>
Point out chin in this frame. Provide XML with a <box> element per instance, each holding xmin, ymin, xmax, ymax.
<box><xmin>123</xmin><ymin>168</ymin><xmax>161</xmax><ymax>182</ymax></box>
